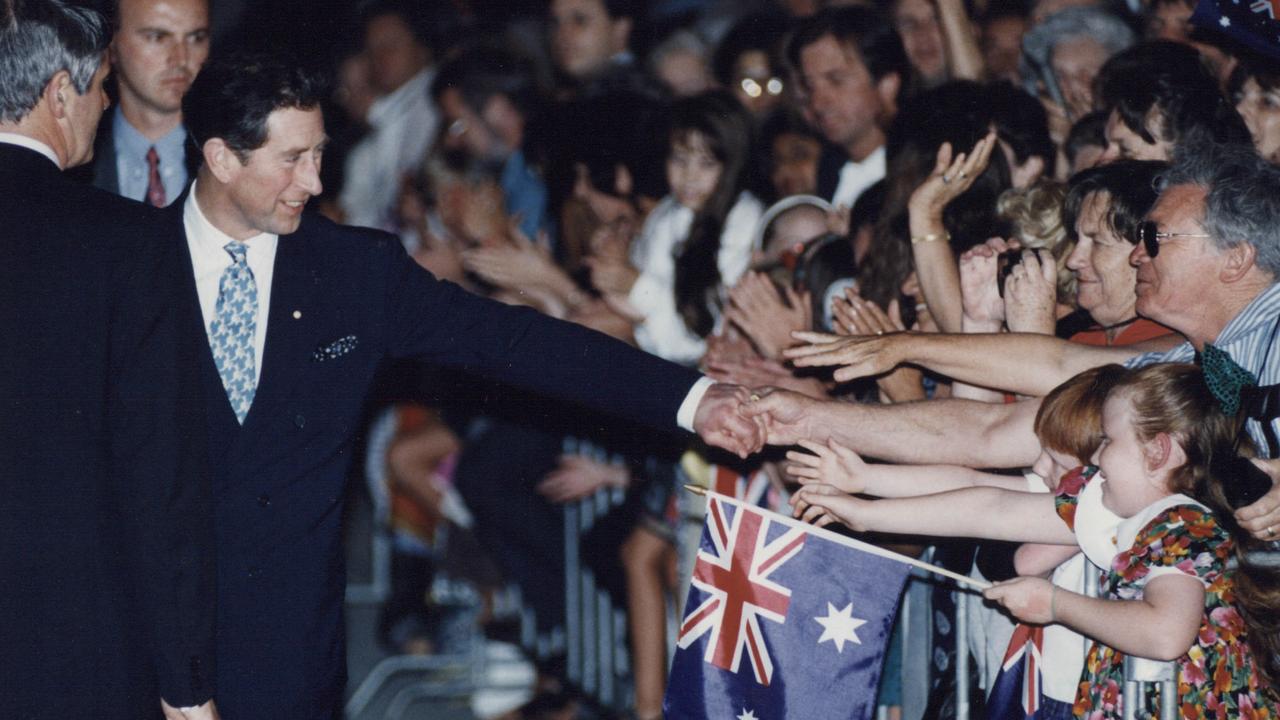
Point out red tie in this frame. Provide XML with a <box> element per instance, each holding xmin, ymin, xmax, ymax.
<box><xmin>145</xmin><ymin>146</ymin><xmax>166</xmax><ymax>207</ymax></box>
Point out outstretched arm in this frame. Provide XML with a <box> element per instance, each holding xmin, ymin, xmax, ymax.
<box><xmin>790</xmin><ymin>483</ymin><xmax>1075</xmax><ymax>544</ymax></box>
<box><xmin>984</xmin><ymin>574</ymin><xmax>1203</xmax><ymax>661</ymax></box>
<box><xmin>745</xmin><ymin>387</ymin><xmax>1043</xmax><ymax>468</ymax></box>
<box><xmin>787</xmin><ymin>330</ymin><xmax>1153</xmax><ymax>397</ymax></box>
<box><xmin>784</xmin><ymin>439</ymin><xmax>1029</xmax><ymax>497</ymax></box>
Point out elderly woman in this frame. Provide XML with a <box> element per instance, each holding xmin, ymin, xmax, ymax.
<box><xmin>1020</xmin><ymin>6</ymin><xmax>1134</xmax><ymax>126</ymax></box>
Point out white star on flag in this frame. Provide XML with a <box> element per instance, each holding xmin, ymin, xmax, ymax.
<box><xmin>1220</xmin><ymin>15</ymin><xmax>1232</xmax><ymax>25</ymax></box>
<box><xmin>814</xmin><ymin>601</ymin><xmax>867</xmax><ymax>653</ymax></box>
<box><xmin>737</xmin><ymin>709</ymin><xmax>759</xmax><ymax>720</ymax></box>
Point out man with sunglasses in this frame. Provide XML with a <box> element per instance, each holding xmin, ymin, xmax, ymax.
<box><xmin>746</xmin><ymin>142</ymin><xmax>1280</xmax><ymax>542</ymax></box>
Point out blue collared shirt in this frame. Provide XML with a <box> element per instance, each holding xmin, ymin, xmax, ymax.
<box><xmin>1128</xmin><ymin>282</ymin><xmax>1280</xmax><ymax>455</ymax></box>
<box><xmin>112</xmin><ymin>106</ymin><xmax>188</xmax><ymax>205</ymax></box>
<box><xmin>501</xmin><ymin>149</ymin><xmax>548</xmax><ymax>241</ymax></box>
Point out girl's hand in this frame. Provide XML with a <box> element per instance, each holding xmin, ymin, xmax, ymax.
<box><xmin>1003</xmin><ymin>249</ymin><xmax>1058</xmax><ymax>335</ymax></box>
<box><xmin>983</xmin><ymin>576</ymin><xmax>1056</xmax><ymax>624</ymax></box>
<box><xmin>586</xmin><ymin>253</ymin><xmax>640</xmax><ymax>296</ymax></box>
<box><xmin>725</xmin><ymin>272</ymin><xmax>811</xmax><ymax>360</ymax></box>
<box><xmin>789</xmin><ymin>483</ymin><xmax>873</xmax><ymax>531</ymax></box>
<box><xmin>959</xmin><ymin>237</ymin><xmax>1017</xmax><ymax>329</ymax></box>
<box><xmin>907</xmin><ymin>132</ymin><xmax>998</xmax><ymax>221</ymax></box>
<box><xmin>784</xmin><ymin>439</ymin><xmax>870</xmax><ymax>494</ymax></box>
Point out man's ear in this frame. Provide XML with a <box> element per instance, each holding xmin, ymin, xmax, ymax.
<box><xmin>44</xmin><ymin>70</ymin><xmax>73</xmax><ymax>119</ymax></box>
<box><xmin>875</xmin><ymin>71</ymin><xmax>901</xmax><ymax>121</ymax></box>
<box><xmin>203</xmin><ymin>138</ymin><xmax>242</xmax><ymax>183</ymax></box>
<box><xmin>1219</xmin><ymin>240</ymin><xmax>1258</xmax><ymax>284</ymax></box>
<box><xmin>609</xmin><ymin>17</ymin><xmax>633</xmax><ymax>56</ymax></box>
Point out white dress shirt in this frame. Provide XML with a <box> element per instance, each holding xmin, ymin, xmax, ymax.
<box><xmin>339</xmin><ymin>67</ymin><xmax>438</xmax><ymax>230</ymax></box>
<box><xmin>183</xmin><ymin>182</ymin><xmax>277</xmax><ymax>384</ymax></box>
<box><xmin>831</xmin><ymin>145</ymin><xmax>886</xmax><ymax>210</ymax></box>
<box><xmin>0</xmin><ymin>133</ymin><xmax>60</xmax><ymax>167</ymax></box>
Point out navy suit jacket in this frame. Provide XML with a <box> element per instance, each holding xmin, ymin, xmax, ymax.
<box><xmin>0</xmin><ymin>144</ymin><xmax>215</xmax><ymax>717</ymax></box>
<box><xmin>170</xmin><ymin>204</ymin><xmax>702</xmax><ymax>718</ymax></box>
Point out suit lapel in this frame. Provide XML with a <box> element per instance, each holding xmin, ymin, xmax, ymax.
<box><xmin>242</xmin><ymin>222</ymin><xmax>323</xmax><ymax>428</ymax></box>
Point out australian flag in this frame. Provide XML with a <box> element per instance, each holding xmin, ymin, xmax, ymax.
<box><xmin>664</xmin><ymin>492</ymin><xmax>912</xmax><ymax>720</ymax></box>
<box><xmin>1191</xmin><ymin>0</ymin><xmax>1280</xmax><ymax>61</ymax></box>
<box><xmin>985</xmin><ymin>623</ymin><xmax>1046</xmax><ymax>719</ymax></box>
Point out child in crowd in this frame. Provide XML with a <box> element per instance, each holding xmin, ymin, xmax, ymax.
<box><xmin>589</xmin><ymin>90</ymin><xmax>763</xmax><ymax>366</ymax></box>
<box><xmin>790</xmin><ymin>363</ymin><xmax>1280</xmax><ymax>718</ymax></box>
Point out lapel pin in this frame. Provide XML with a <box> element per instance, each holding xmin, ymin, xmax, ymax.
<box><xmin>292</xmin><ymin>310</ymin><xmax>302</xmax><ymax>319</ymax></box>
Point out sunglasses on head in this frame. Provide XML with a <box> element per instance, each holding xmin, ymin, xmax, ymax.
<box><xmin>1132</xmin><ymin>220</ymin><xmax>1211</xmax><ymax>258</ymax></box>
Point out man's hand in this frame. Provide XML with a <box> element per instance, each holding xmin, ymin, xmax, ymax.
<box><xmin>162</xmin><ymin>699</ymin><xmax>220</xmax><ymax>720</ymax></box>
<box><xmin>692</xmin><ymin>383</ymin><xmax>766</xmax><ymax>458</ymax></box>
<box><xmin>741</xmin><ymin>387</ymin><xmax>824</xmax><ymax>447</ymax></box>
<box><xmin>1234</xmin><ymin>457</ymin><xmax>1280</xmax><ymax>542</ymax></box>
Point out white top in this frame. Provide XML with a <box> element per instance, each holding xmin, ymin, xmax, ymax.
<box><xmin>183</xmin><ymin>182</ymin><xmax>277</xmax><ymax>384</ymax></box>
<box><xmin>339</xmin><ymin>67</ymin><xmax>438</xmax><ymax>230</ymax></box>
<box><xmin>0</xmin><ymin>133</ymin><xmax>60</xmax><ymax>168</ymax></box>
<box><xmin>627</xmin><ymin>192</ymin><xmax>764</xmax><ymax>365</ymax></box>
<box><xmin>831</xmin><ymin>145</ymin><xmax>885</xmax><ymax>210</ymax></box>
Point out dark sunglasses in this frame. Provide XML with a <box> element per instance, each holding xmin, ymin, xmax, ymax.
<box><xmin>1132</xmin><ymin>220</ymin><xmax>1210</xmax><ymax>258</ymax></box>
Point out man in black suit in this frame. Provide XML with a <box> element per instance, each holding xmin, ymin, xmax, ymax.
<box><xmin>176</xmin><ymin>53</ymin><xmax>764</xmax><ymax>718</ymax></box>
<box><xmin>80</xmin><ymin>0</ymin><xmax>208</xmax><ymax>204</ymax></box>
<box><xmin>0</xmin><ymin>1</ymin><xmax>215</xmax><ymax>718</ymax></box>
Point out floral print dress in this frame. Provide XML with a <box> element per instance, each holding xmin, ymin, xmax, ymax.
<box><xmin>1054</xmin><ymin>465</ymin><xmax>1278</xmax><ymax>719</ymax></box>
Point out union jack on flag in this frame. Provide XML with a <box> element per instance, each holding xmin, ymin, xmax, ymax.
<box><xmin>665</xmin><ymin>493</ymin><xmax>912</xmax><ymax>720</ymax></box>
<box><xmin>985</xmin><ymin>623</ymin><xmax>1046</xmax><ymax>720</ymax></box>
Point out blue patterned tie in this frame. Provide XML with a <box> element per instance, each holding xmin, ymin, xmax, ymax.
<box><xmin>210</xmin><ymin>242</ymin><xmax>258</xmax><ymax>423</ymax></box>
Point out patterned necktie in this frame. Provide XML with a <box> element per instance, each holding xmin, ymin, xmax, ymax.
<box><xmin>145</xmin><ymin>146</ymin><xmax>166</xmax><ymax>207</ymax></box>
<box><xmin>210</xmin><ymin>242</ymin><xmax>257</xmax><ymax>423</ymax></box>
<box><xmin>1199</xmin><ymin>343</ymin><xmax>1257</xmax><ymax>416</ymax></box>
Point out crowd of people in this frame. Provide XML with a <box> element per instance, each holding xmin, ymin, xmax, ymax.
<box><xmin>6</xmin><ymin>0</ymin><xmax>1280</xmax><ymax>718</ymax></box>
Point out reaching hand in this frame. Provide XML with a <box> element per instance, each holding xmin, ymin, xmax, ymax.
<box><xmin>725</xmin><ymin>272</ymin><xmax>811</xmax><ymax>360</ymax></box>
<box><xmin>1002</xmin><ymin>249</ymin><xmax>1058</xmax><ymax>335</ymax></box>
<box><xmin>982</xmin><ymin>576</ymin><xmax>1056</xmax><ymax>624</ymax></box>
<box><xmin>692</xmin><ymin>382</ymin><xmax>766</xmax><ymax>458</ymax></box>
<box><xmin>162</xmin><ymin>700</ymin><xmax>220</xmax><ymax>720</ymax></box>
<box><xmin>704</xmin><ymin>355</ymin><xmax>829</xmax><ymax>399</ymax></box>
<box><xmin>907</xmin><ymin>132</ymin><xmax>998</xmax><ymax>221</ymax></box>
<box><xmin>741</xmin><ymin>386</ymin><xmax>822</xmax><ymax>447</ymax></box>
<box><xmin>462</xmin><ymin>223</ymin><xmax>566</xmax><ymax>293</ymax></box>
<box><xmin>784</xmin><ymin>330</ymin><xmax>905</xmax><ymax>384</ymax></box>
<box><xmin>788</xmin><ymin>483</ymin><xmax>871</xmax><ymax>530</ymax></box>
<box><xmin>537</xmin><ymin>455</ymin><xmax>631</xmax><ymax>503</ymax></box>
<box><xmin>830</xmin><ymin>292</ymin><xmax>904</xmax><ymax>338</ymax></box>
<box><xmin>785</xmin><ymin>439</ymin><xmax>870</xmax><ymax>494</ymax></box>
<box><xmin>959</xmin><ymin>238</ymin><xmax>1016</xmax><ymax>329</ymax></box>
<box><xmin>1234</xmin><ymin>458</ymin><xmax>1280</xmax><ymax>542</ymax></box>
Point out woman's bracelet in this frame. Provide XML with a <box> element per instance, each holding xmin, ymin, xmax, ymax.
<box><xmin>910</xmin><ymin>232</ymin><xmax>950</xmax><ymax>245</ymax></box>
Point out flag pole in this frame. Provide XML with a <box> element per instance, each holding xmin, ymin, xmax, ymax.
<box><xmin>683</xmin><ymin>484</ymin><xmax>992</xmax><ymax>591</ymax></box>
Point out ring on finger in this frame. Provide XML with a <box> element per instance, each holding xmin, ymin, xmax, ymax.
<box><xmin>958</xmin><ymin>170</ymin><xmax>968</xmax><ymax>180</ymax></box>
<box><xmin>941</xmin><ymin>175</ymin><xmax>951</xmax><ymax>184</ymax></box>
<box><xmin>1269</xmin><ymin>526</ymin><xmax>1277</xmax><ymax>538</ymax></box>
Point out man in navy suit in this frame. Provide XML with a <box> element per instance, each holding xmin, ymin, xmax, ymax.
<box><xmin>176</xmin><ymin>53</ymin><xmax>764</xmax><ymax>718</ymax></box>
<box><xmin>0</xmin><ymin>1</ymin><xmax>215</xmax><ymax>718</ymax></box>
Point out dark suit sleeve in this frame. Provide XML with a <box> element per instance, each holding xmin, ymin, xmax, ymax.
<box><xmin>375</xmin><ymin>235</ymin><xmax>703</xmax><ymax>431</ymax></box>
<box><xmin>107</xmin><ymin>222</ymin><xmax>216</xmax><ymax>706</ymax></box>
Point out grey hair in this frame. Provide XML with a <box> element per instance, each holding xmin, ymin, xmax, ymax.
<box><xmin>1159</xmin><ymin>143</ymin><xmax>1280</xmax><ymax>278</ymax></box>
<box><xmin>1021</xmin><ymin>7</ymin><xmax>1134</xmax><ymax>91</ymax></box>
<box><xmin>0</xmin><ymin>0</ymin><xmax>109</xmax><ymax>124</ymax></box>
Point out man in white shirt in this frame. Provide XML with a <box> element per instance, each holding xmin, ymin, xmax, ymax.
<box><xmin>178</xmin><ymin>51</ymin><xmax>765</xmax><ymax>719</ymax></box>
<box><xmin>338</xmin><ymin>0</ymin><xmax>438</xmax><ymax>230</ymax></box>
<box><xmin>79</xmin><ymin>0</ymin><xmax>209</xmax><ymax>205</ymax></box>
<box><xmin>786</xmin><ymin>6</ymin><xmax>908</xmax><ymax>209</ymax></box>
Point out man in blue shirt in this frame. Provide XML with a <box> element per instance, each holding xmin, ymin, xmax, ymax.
<box><xmin>82</xmin><ymin>0</ymin><xmax>209</xmax><ymax>205</ymax></box>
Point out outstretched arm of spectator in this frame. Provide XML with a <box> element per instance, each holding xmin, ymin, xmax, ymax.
<box><xmin>907</xmin><ymin>132</ymin><xmax>998</xmax><ymax>333</ymax></box>
<box><xmin>744</xmin><ymin>386</ymin><xmax>1043</xmax><ymax>468</ymax></box>
<box><xmin>785</xmin><ymin>329</ymin><xmax>1146</xmax><ymax>397</ymax></box>
<box><xmin>785</xmin><ymin>438</ymin><xmax>1034</xmax><ymax>496</ymax></box>
<box><xmin>937</xmin><ymin>0</ymin><xmax>984</xmax><ymax>80</ymax></box>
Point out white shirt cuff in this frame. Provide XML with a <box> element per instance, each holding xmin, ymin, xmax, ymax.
<box><xmin>677</xmin><ymin>376</ymin><xmax>716</xmax><ymax>432</ymax></box>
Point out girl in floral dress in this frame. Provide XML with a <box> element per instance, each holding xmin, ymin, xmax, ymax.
<box><xmin>790</xmin><ymin>363</ymin><xmax>1280</xmax><ymax>718</ymax></box>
